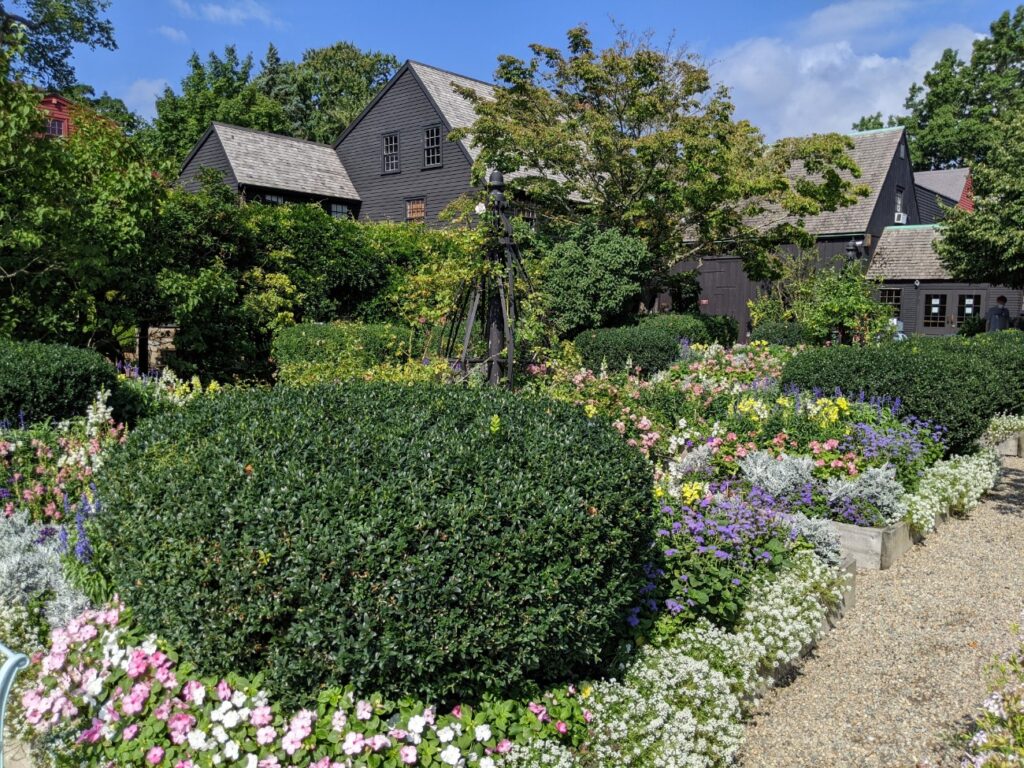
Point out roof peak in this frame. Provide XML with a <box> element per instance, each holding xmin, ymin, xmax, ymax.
<box><xmin>406</xmin><ymin>59</ymin><xmax>494</xmax><ymax>88</ymax></box>
<box><xmin>848</xmin><ymin>125</ymin><xmax>905</xmax><ymax>137</ymax></box>
<box><xmin>212</xmin><ymin>122</ymin><xmax>333</xmax><ymax>149</ymax></box>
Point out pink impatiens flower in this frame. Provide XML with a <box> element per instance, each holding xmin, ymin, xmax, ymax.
<box><xmin>250</xmin><ymin>705</ymin><xmax>274</xmax><ymax>727</ymax></box>
<box><xmin>400</xmin><ymin>745</ymin><xmax>417</xmax><ymax>764</ymax></box>
<box><xmin>146</xmin><ymin>746</ymin><xmax>165</xmax><ymax>765</ymax></box>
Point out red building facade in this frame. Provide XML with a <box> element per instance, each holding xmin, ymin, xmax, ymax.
<box><xmin>38</xmin><ymin>94</ymin><xmax>74</xmax><ymax>137</ymax></box>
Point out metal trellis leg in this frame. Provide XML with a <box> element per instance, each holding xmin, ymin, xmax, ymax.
<box><xmin>0</xmin><ymin>642</ymin><xmax>29</xmax><ymax>768</ymax></box>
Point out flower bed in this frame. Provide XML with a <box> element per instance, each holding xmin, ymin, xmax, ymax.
<box><xmin>1</xmin><ymin>334</ymin><xmax>1009</xmax><ymax>768</ymax></box>
<box><xmin>962</xmin><ymin>620</ymin><xmax>1024</xmax><ymax>767</ymax></box>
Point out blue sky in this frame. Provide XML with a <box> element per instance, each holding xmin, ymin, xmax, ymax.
<box><xmin>67</xmin><ymin>0</ymin><xmax>1012</xmax><ymax>140</ymax></box>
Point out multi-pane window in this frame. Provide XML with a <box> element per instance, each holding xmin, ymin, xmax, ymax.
<box><xmin>879</xmin><ymin>288</ymin><xmax>902</xmax><ymax>317</ymax></box>
<box><xmin>382</xmin><ymin>133</ymin><xmax>400</xmax><ymax>173</ymax></box>
<box><xmin>895</xmin><ymin>186</ymin><xmax>904</xmax><ymax>214</ymax></box>
<box><xmin>329</xmin><ymin>203</ymin><xmax>350</xmax><ymax>219</ymax></box>
<box><xmin>957</xmin><ymin>294</ymin><xmax>982</xmax><ymax>325</ymax></box>
<box><xmin>406</xmin><ymin>197</ymin><xmax>426</xmax><ymax>222</ymax></box>
<box><xmin>423</xmin><ymin>126</ymin><xmax>442</xmax><ymax>168</ymax></box>
<box><xmin>263</xmin><ymin>193</ymin><xmax>284</xmax><ymax>205</ymax></box>
<box><xmin>46</xmin><ymin>119</ymin><xmax>65</xmax><ymax>137</ymax></box>
<box><xmin>923</xmin><ymin>294</ymin><xmax>947</xmax><ymax>328</ymax></box>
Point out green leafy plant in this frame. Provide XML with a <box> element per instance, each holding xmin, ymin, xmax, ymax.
<box><xmin>0</xmin><ymin>338</ymin><xmax>116</xmax><ymax>424</ymax></box>
<box><xmin>271</xmin><ymin>321</ymin><xmax>411</xmax><ymax>384</ymax></box>
<box><xmin>92</xmin><ymin>382</ymin><xmax>655</xmax><ymax>708</ymax></box>
<box><xmin>574</xmin><ymin>323</ymin><xmax>682</xmax><ymax>376</ymax></box>
<box><xmin>781</xmin><ymin>333</ymin><xmax>1024</xmax><ymax>454</ymax></box>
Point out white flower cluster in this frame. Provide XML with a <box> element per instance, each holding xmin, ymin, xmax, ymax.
<box><xmin>581</xmin><ymin>552</ymin><xmax>844</xmax><ymax>768</ymax></box>
<box><xmin>500</xmin><ymin>739</ymin><xmax>577</xmax><ymax>768</ymax></box>
<box><xmin>903</xmin><ymin>449</ymin><xmax>1001</xmax><ymax>533</ymax></box>
<box><xmin>981</xmin><ymin>412</ymin><xmax>1024</xmax><ymax>448</ymax></box>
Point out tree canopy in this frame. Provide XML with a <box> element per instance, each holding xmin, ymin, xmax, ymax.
<box><xmin>150</xmin><ymin>42</ymin><xmax>398</xmax><ymax>164</ymax></box>
<box><xmin>936</xmin><ymin>113</ymin><xmax>1024</xmax><ymax>289</ymax></box>
<box><xmin>455</xmin><ymin>26</ymin><xmax>866</xmax><ymax>280</ymax></box>
<box><xmin>0</xmin><ymin>0</ymin><xmax>115</xmax><ymax>89</ymax></box>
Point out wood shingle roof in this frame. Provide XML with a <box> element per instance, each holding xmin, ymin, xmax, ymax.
<box><xmin>208</xmin><ymin>122</ymin><xmax>360</xmax><ymax>200</ymax></box>
<box><xmin>865</xmin><ymin>224</ymin><xmax>949</xmax><ymax>281</ymax></box>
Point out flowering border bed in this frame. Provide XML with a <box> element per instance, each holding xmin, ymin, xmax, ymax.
<box><xmin>0</xmin><ymin>358</ymin><xmax>1012</xmax><ymax>768</ymax></box>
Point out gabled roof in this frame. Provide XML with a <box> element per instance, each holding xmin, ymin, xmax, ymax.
<box><xmin>914</xmin><ymin>167</ymin><xmax>970</xmax><ymax>202</ymax></box>
<box><xmin>407</xmin><ymin>61</ymin><xmax>494</xmax><ymax>161</ymax></box>
<box><xmin>865</xmin><ymin>224</ymin><xmax>949</xmax><ymax>280</ymax></box>
<box><xmin>187</xmin><ymin>123</ymin><xmax>360</xmax><ymax>201</ymax></box>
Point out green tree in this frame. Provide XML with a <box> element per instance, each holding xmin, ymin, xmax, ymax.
<box><xmin>285</xmin><ymin>42</ymin><xmax>398</xmax><ymax>143</ymax></box>
<box><xmin>851</xmin><ymin>112</ymin><xmax>902</xmax><ymax>132</ymax></box>
<box><xmin>455</xmin><ymin>25</ymin><xmax>866</xmax><ymax>280</ymax></box>
<box><xmin>936</xmin><ymin>114</ymin><xmax>1024</xmax><ymax>288</ymax></box>
<box><xmin>152</xmin><ymin>41</ymin><xmax>398</xmax><ymax>163</ymax></box>
<box><xmin>0</xmin><ymin>28</ymin><xmax>166</xmax><ymax>353</ymax></box>
<box><xmin>151</xmin><ymin>46</ymin><xmax>291</xmax><ymax>163</ymax></box>
<box><xmin>65</xmin><ymin>82</ymin><xmax>146</xmax><ymax>133</ymax></box>
<box><xmin>539</xmin><ymin>226</ymin><xmax>653</xmax><ymax>337</ymax></box>
<box><xmin>0</xmin><ymin>0</ymin><xmax>114</xmax><ymax>89</ymax></box>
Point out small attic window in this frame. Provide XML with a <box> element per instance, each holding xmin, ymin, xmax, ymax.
<box><xmin>899</xmin><ymin>142</ymin><xmax>906</xmax><ymax>159</ymax></box>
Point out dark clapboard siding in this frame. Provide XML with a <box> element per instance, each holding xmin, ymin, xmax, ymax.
<box><xmin>915</xmin><ymin>186</ymin><xmax>955</xmax><ymax>224</ymax></box>
<box><xmin>866</xmin><ymin>134</ymin><xmax>920</xmax><ymax>239</ymax></box>
<box><xmin>882</xmin><ymin>281</ymin><xmax>1024</xmax><ymax>336</ymax></box>
<box><xmin>335</xmin><ymin>68</ymin><xmax>474</xmax><ymax>224</ymax></box>
<box><xmin>179</xmin><ymin>130</ymin><xmax>237</xmax><ymax>192</ymax></box>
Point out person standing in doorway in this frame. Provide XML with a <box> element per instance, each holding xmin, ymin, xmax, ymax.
<box><xmin>986</xmin><ymin>295</ymin><xmax>1011</xmax><ymax>332</ymax></box>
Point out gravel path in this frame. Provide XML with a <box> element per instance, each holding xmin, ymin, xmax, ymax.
<box><xmin>739</xmin><ymin>456</ymin><xmax>1024</xmax><ymax>768</ymax></box>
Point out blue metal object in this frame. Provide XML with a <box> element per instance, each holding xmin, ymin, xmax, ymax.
<box><xmin>0</xmin><ymin>641</ymin><xmax>29</xmax><ymax>768</ymax></box>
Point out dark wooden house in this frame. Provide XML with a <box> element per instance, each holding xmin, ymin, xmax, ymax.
<box><xmin>179</xmin><ymin>122</ymin><xmax>361</xmax><ymax>218</ymax></box>
<box><xmin>696</xmin><ymin>126</ymin><xmax>920</xmax><ymax>335</ymax></box>
<box><xmin>865</xmin><ymin>224</ymin><xmax>1021</xmax><ymax>334</ymax></box>
<box><xmin>333</xmin><ymin>60</ymin><xmax>493</xmax><ymax>224</ymax></box>
<box><xmin>914</xmin><ymin>167</ymin><xmax>974</xmax><ymax>223</ymax></box>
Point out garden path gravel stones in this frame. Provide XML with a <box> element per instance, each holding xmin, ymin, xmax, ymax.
<box><xmin>739</xmin><ymin>456</ymin><xmax>1024</xmax><ymax>768</ymax></box>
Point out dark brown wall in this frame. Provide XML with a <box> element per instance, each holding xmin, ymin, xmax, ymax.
<box><xmin>179</xmin><ymin>131</ymin><xmax>237</xmax><ymax>192</ymax></box>
<box><xmin>866</xmin><ymin>134</ymin><xmax>920</xmax><ymax>243</ymax></box>
<box><xmin>879</xmin><ymin>281</ymin><xmax>1024</xmax><ymax>335</ymax></box>
<box><xmin>335</xmin><ymin>68</ymin><xmax>475</xmax><ymax>224</ymax></box>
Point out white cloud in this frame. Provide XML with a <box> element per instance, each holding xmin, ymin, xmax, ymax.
<box><xmin>170</xmin><ymin>0</ymin><xmax>280</xmax><ymax>26</ymax></box>
<box><xmin>715</xmin><ymin>1</ymin><xmax>981</xmax><ymax>140</ymax></box>
<box><xmin>158</xmin><ymin>25</ymin><xmax>188</xmax><ymax>43</ymax></box>
<box><xmin>124</xmin><ymin>78</ymin><xmax>170</xmax><ymax>120</ymax></box>
<box><xmin>169</xmin><ymin>0</ymin><xmax>196</xmax><ymax>18</ymax></box>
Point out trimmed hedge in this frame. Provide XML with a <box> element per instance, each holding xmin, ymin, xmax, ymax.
<box><xmin>639</xmin><ymin>313</ymin><xmax>712</xmax><ymax>345</ymax></box>
<box><xmin>575</xmin><ymin>323</ymin><xmax>681</xmax><ymax>375</ymax></box>
<box><xmin>0</xmin><ymin>339</ymin><xmax>116</xmax><ymax>424</ymax></box>
<box><xmin>781</xmin><ymin>332</ymin><xmax>1024</xmax><ymax>454</ymax></box>
<box><xmin>94</xmin><ymin>382</ymin><xmax>655</xmax><ymax>707</ymax></box>
<box><xmin>271</xmin><ymin>322</ymin><xmax>408</xmax><ymax>384</ymax></box>
<box><xmin>751</xmin><ymin>320</ymin><xmax>813</xmax><ymax>347</ymax></box>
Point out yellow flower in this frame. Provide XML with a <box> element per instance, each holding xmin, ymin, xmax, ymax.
<box><xmin>584</xmin><ymin>403</ymin><xmax>598</xmax><ymax>419</ymax></box>
<box><xmin>680</xmin><ymin>481</ymin><xmax>704</xmax><ymax>506</ymax></box>
<box><xmin>653</xmin><ymin>485</ymin><xmax>666</xmax><ymax>500</ymax></box>
<box><xmin>835</xmin><ymin>396</ymin><xmax>850</xmax><ymax>411</ymax></box>
<box><xmin>581</xmin><ymin>685</ymin><xmax>593</xmax><ymax>699</ymax></box>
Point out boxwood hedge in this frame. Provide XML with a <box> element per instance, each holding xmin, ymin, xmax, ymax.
<box><xmin>751</xmin><ymin>320</ymin><xmax>813</xmax><ymax>347</ymax></box>
<box><xmin>0</xmin><ymin>338</ymin><xmax>117</xmax><ymax>424</ymax></box>
<box><xmin>574</xmin><ymin>323</ymin><xmax>682</xmax><ymax>375</ymax></box>
<box><xmin>781</xmin><ymin>332</ymin><xmax>1024</xmax><ymax>454</ymax></box>
<box><xmin>93</xmin><ymin>382</ymin><xmax>655</xmax><ymax>707</ymax></box>
<box><xmin>271</xmin><ymin>322</ymin><xmax>408</xmax><ymax>384</ymax></box>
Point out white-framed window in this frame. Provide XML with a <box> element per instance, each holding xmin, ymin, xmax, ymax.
<box><xmin>899</xmin><ymin>142</ymin><xmax>906</xmax><ymax>159</ymax></box>
<box><xmin>423</xmin><ymin>125</ymin><xmax>442</xmax><ymax>168</ymax></box>
<box><xmin>923</xmin><ymin>293</ymin><xmax>947</xmax><ymax>328</ymax></box>
<box><xmin>382</xmin><ymin>133</ymin><xmax>400</xmax><ymax>173</ymax></box>
<box><xmin>46</xmin><ymin>118</ymin><xmax>65</xmax><ymax>137</ymax></box>
<box><xmin>263</xmin><ymin>193</ymin><xmax>284</xmax><ymax>205</ymax></box>
<box><xmin>406</xmin><ymin>197</ymin><xmax>426</xmax><ymax>222</ymax></box>
<box><xmin>329</xmin><ymin>203</ymin><xmax>350</xmax><ymax>219</ymax></box>
<box><xmin>895</xmin><ymin>186</ymin><xmax>904</xmax><ymax>214</ymax></box>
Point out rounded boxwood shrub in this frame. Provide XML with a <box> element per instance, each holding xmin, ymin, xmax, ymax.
<box><xmin>575</xmin><ymin>323</ymin><xmax>681</xmax><ymax>375</ymax></box>
<box><xmin>0</xmin><ymin>338</ymin><xmax>116</xmax><ymax>424</ymax></box>
<box><xmin>639</xmin><ymin>313</ymin><xmax>712</xmax><ymax>345</ymax></box>
<box><xmin>271</xmin><ymin>321</ymin><xmax>408</xmax><ymax>384</ymax></box>
<box><xmin>751</xmin><ymin>319</ymin><xmax>813</xmax><ymax>346</ymax></box>
<box><xmin>781</xmin><ymin>333</ymin><xmax>1024</xmax><ymax>454</ymax></box>
<box><xmin>93</xmin><ymin>382</ymin><xmax>654</xmax><ymax>707</ymax></box>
